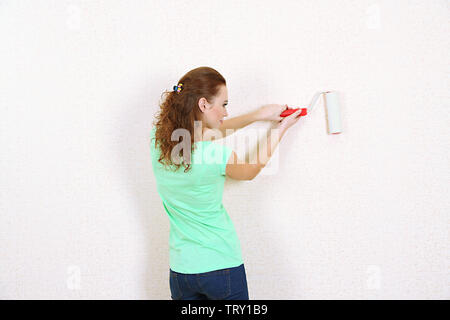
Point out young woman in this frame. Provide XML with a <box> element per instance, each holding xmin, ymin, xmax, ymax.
<box><xmin>149</xmin><ymin>66</ymin><xmax>302</xmax><ymax>300</ymax></box>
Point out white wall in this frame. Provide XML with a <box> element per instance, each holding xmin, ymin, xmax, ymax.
<box><xmin>0</xmin><ymin>0</ymin><xmax>448</xmax><ymax>299</ymax></box>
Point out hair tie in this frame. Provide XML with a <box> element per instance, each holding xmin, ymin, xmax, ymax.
<box><xmin>173</xmin><ymin>83</ymin><xmax>183</xmax><ymax>94</ymax></box>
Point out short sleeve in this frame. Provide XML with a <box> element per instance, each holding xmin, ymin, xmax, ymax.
<box><xmin>219</xmin><ymin>144</ymin><xmax>234</xmax><ymax>176</ymax></box>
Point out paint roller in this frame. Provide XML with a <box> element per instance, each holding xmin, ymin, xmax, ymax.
<box><xmin>280</xmin><ymin>91</ymin><xmax>342</xmax><ymax>134</ymax></box>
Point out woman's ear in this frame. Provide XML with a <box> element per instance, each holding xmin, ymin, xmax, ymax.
<box><xmin>198</xmin><ymin>97</ymin><xmax>207</xmax><ymax>113</ymax></box>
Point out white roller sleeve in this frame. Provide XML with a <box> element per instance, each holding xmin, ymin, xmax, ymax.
<box><xmin>323</xmin><ymin>91</ymin><xmax>342</xmax><ymax>134</ymax></box>
<box><xmin>308</xmin><ymin>90</ymin><xmax>342</xmax><ymax>135</ymax></box>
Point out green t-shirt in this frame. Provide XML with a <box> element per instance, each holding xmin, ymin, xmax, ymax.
<box><xmin>149</xmin><ymin>127</ymin><xmax>243</xmax><ymax>274</ymax></box>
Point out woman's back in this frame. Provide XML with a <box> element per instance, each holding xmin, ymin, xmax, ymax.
<box><xmin>149</xmin><ymin>126</ymin><xmax>243</xmax><ymax>274</ymax></box>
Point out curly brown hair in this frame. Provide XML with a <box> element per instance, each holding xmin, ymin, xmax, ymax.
<box><xmin>152</xmin><ymin>66</ymin><xmax>226</xmax><ymax>173</ymax></box>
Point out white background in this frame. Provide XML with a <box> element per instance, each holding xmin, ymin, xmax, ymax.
<box><xmin>0</xmin><ymin>0</ymin><xmax>448</xmax><ymax>299</ymax></box>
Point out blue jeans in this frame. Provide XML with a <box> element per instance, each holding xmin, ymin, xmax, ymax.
<box><xmin>169</xmin><ymin>264</ymin><xmax>249</xmax><ymax>300</ymax></box>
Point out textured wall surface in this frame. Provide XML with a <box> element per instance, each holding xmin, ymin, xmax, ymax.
<box><xmin>0</xmin><ymin>0</ymin><xmax>448</xmax><ymax>299</ymax></box>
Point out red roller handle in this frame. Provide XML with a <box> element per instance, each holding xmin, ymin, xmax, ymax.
<box><xmin>280</xmin><ymin>107</ymin><xmax>308</xmax><ymax>117</ymax></box>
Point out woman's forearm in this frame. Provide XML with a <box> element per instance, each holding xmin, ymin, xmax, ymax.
<box><xmin>258</xmin><ymin>124</ymin><xmax>286</xmax><ymax>167</ymax></box>
<box><xmin>218</xmin><ymin>110</ymin><xmax>260</xmax><ymax>138</ymax></box>
<box><xmin>247</xmin><ymin>124</ymin><xmax>286</xmax><ymax>179</ymax></box>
